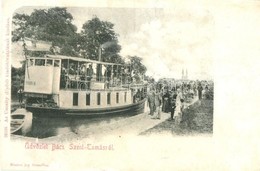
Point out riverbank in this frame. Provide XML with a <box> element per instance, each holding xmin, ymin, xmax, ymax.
<box><xmin>140</xmin><ymin>99</ymin><xmax>213</xmax><ymax>136</ymax></box>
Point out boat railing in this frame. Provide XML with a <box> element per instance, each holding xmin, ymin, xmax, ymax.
<box><xmin>60</xmin><ymin>73</ymin><xmax>136</xmax><ymax>91</ymax></box>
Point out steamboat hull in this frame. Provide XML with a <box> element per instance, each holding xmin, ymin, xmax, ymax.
<box><xmin>26</xmin><ymin>98</ymin><xmax>146</xmax><ymax>118</ymax></box>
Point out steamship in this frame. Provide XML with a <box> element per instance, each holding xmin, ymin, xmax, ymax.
<box><xmin>23</xmin><ymin>51</ymin><xmax>147</xmax><ymax>117</ymax></box>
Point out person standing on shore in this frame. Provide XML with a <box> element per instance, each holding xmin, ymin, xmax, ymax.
<box><xmin>193</xmin><ymin>83</ymin><xmax>197</xmax><ymax>96</ymax></box>
<box><xmin>170</xmin><ymin>89</ymin><xmax>177</xmax><ymax>120</ymax></box>
<box><xmin>197</xmin><ymin>82</ymin><xmax>203</xmax><ymax>100</ymax></box>
<box><xmin>162</xmin><ymin>89</ymin><xmax>170</xmax><ymax>113</ymax></box>
<box><xmin>152</xmin><ymin>89</ymin><xmax>162</xmax><ymax>119</ymax></box>
<box><xmin>17</xmin><ymin>86</ymin><xmax>24</xmax><ymax>107</ymax></box>
<box><xmin>147</xmin><ymin>88</ymin><xmax>155</xmax><ymax>116</ymax></box>
<box><xmin>174</xmin><ymin>88</ymin><xmax>184</xmax><ymax>125</ymax></box>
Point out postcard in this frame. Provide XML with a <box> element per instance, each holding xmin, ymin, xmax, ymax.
<box><xmin>1</xmin><ymin>0</ymin><xmax>260</xmax><ymax>171</ymax></box>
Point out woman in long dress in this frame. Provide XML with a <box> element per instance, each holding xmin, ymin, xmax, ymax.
<box><xmin>170</xmin><ymin>89</ymin><xmax>177</xmax><ymax>120</ymax></box>
<box><xmin>162</xmin><ymin>90</ymin><xmax>170</xmax><ymax>112</ymax></box>
<box><xmin>152</xmin><ymin>89</ymin><xmax>162</xmax><ymax>119</ymax></box>
<box><xmin>147</xmin><ymin>89</ymin><xmax>155</xmax><ymax>115</ymax></box>
<box><xmin>174</xmin><ymin>88</ymin><xmax>184</xmax><ymax>124</ymax></box>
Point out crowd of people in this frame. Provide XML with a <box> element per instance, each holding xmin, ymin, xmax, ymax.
<box><xmin>59</xmin><ymin>61</ymin><xmax>142</xmax><ymax>90</ymax></box>
<box><xmin>147</xmin><ymin>80</ymin><xmax>213</xmax><ymax>124</ymax></box>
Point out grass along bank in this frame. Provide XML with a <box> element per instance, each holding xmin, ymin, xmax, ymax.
<box><xmin>140</xmin><ymin>99</ymin><xmax>213</xmax><ymax>136</ymax></box>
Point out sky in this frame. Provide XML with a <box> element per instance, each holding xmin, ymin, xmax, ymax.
<box><xmin>13</xmin><ymin>6</ymin><xmax>215</xmax><ymax>80</ymax></box>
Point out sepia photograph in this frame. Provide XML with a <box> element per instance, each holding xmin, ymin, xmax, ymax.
<box><xmin>10</xmin><ymin>6</ymin><xmax>213</xmax><ymax>140</ymax></box>
<box><xmin>1</xmin><ymin>1</ymin><xmax>260</xmax><ymax>171</ymax></box>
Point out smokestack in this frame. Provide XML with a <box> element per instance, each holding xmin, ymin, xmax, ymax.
<box><xmin>98</xmin><ymin>47</ymin><xmax>102</xmax><ymax>61</ymax></box>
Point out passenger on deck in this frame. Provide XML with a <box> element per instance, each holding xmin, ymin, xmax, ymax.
<box><xmin>60</xmin><ymin>64</ymin><xmax>68</xmax><ymax>88</ymax></box>
<box><xmin>69</xmin><ymin>64</ymin><xmax>76</xmax><ymax>75</ymax></box>
<box><xmin>96</xmin><ymin>64</ymin><xmax>102</xmax><ymax>81</ymax></box>
<box><xmin>105</xmin><ymin>67</ymin><xmax>112</xmax><ymax>82</ymax></box>
<box><xmin>86</xmin><ymin>64</ymin><xmax>94</xmax><ymax>89</ymax></box>
<box><xmin>80</xmin><ymin>64</ymin><xmax>87</xmax><ymax>80</ymax></box>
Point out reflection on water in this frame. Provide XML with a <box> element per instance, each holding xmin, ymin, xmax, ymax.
<box><xmin>25</xmin><ymin>113</ymin><xmax>137</xmax><ymax>138</ymax></box>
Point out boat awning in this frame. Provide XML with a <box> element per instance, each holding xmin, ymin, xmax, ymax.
<box><xmin>45</xmin><ymin>55</ymin><xmax>128</xmax><ymax>66</ymax></box>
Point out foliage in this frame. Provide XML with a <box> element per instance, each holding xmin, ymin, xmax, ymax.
<box><xmin>129</xmin><ymin>56</ymin><xmax>147</xmax><ymax>74</ymax></box>
<box><xmin>79</xmin><ymin>16</ymin><xmax>122</xmax><ymax>62</ymax></box>
<box><xmin>128</xmin><ymin>56</ymin><xmax>147</xmax><ymax>82</ymax></box>
<box><xmin>11</xmin><ymin>64</ymin><xmax>25</xmax><ymax>99</ymax></box>
<box><xmin>12</xmin><ymin>8</ymin><xmax>149</xmax><ymax>84</ymax></box>
<box><xmin>12</xmin><ymin>7</ymin><xmax>78</xmax><ymax>56</ymax></box>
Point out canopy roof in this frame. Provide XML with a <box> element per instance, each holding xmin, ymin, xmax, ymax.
<box><xmin>45</xmin><ymin>55</ymin><xmax>128</xmax><ymax>66</ymax></box>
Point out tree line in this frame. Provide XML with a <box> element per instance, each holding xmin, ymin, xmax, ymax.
<box><xmin>13</xmin><ymin>8</ymin><xmax>119</xmax><ymax>60</ymax></box>
<box><xmin>12</xmin><ymin>7</ymin><xmax>146</xmax><ymax>72</ymax></box>
<box><xmin>11</xmin><ymin>7</ymin><xmax>148</xmax><ymax>98</ymax></box>
<box><xmin>12</xmin><ymin>7</ymin><xmax>146</xmax><ymax>98</ymax></box>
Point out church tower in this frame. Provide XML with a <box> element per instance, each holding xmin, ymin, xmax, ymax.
<box><xmin>181</xmin><ymin>68</ymin><xmax>188</xmax><ymax>81</ymax></box>
<box><xmin>186</xmin><ymin>69</ymin><xmax>188</xmax><ymax>80</ymax></box>
<box><xmin>182</xmin><ymin>68</ymin><xmax>184</xmax><ymax>80</ymax></box>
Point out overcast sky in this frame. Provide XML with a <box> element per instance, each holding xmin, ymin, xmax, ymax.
<box><xmin>14</xmin><ymin>6</ymin><xmax>215</xmax><ymax>80</ymax></box>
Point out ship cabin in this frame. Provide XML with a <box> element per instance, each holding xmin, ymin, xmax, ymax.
<box><xmin>24</xmin><ymin>55</ymin><xmax>147</xmax><ymax>109</ymax></box>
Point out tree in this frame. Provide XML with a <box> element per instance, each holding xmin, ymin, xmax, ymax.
<box><xmin>12</xmin><ymin>7</ymin><xmax>78</xmax><ymax>56</ymax></box>
<box><xmin>129</xmin><ymin>56</ymin><xmax>147</xmax><ymax>74</ymax></box>
<box><xmin>79</xmin><ymin>16</ymin><xmax>122</xmax><ymax>63</ymax></box>
<box><xmin>11</xmin><ymin>63</ymin><xmax>25</xmax><ymax>99</ymax></box>
<box><xmin>128</xmin><ymin>56</ymin><xmax>147</xmax><ymax>82</ymax></box>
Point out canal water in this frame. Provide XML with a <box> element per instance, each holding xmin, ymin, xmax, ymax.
<box><xmin>11</xmin><ymin>101</ymin><xmax>149</xmax><ymax>138</ymax></box>
<box><xmin>21</xmin><ymin>113</ymin><xmax>139</xmax><ymax>138</ymax></box>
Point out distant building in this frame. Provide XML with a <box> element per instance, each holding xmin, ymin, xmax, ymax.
<box><xmin>181</xmin><ymin>68</ymin><xmax>188</xmax><ymax>81</ymax></box>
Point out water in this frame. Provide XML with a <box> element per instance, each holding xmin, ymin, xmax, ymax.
<box><xmin>11</xmin><ymin>100</ymin><xmax>148</xmax><ymax>138</ymax></box>
<box><xmin>25</xmin><ymin>113</ymin><xmax>137</xmax><ymax>138</ymax></box>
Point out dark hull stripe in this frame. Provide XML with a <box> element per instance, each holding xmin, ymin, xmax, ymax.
<box><xmin>26</xmin><ymin>99</ymin><xmax>146</xmax><ymax>117</ymax></box>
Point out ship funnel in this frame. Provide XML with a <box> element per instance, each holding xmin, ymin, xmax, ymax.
<box><xmin>98</xmin><ymin>47</ymin><xmax>102</xmax><ymax>61</ymax></box>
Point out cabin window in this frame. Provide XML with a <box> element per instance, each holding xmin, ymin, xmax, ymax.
<box><xmin>86</xmin><ymin>93</ymin><xmax>90</xmax><ymax>106</ymax></box>
<box><xmin>97</xmin><ymin>92</ymin><xmax>101</xmax><ymax>105</ymax></box>
<box><xmin>35</xmin><ymin>59</ymin><xmax>45</xmax><ymax>66</ymax></box>
<box><xmin>54</xmin><ymin>60</ymin><xmax>60</xmax><ymax>67</ymax></box>
<box><xmin>73</xmin><ymin>93</ymin><xmax>78</xmax><ymax>106</ymax></box>
<box><xmin>124</xmin><ymin>92</ymin><xmax>127</xmax><ymax>103</ymax></box>
<box><xmin>46</xmin><ymin>59</ymin><xmax>53</xmax><ymax>66</ymax></box>
<box><xmin>116</xmin><ymin>92</ymin><xmax>119</xmax><ymax>103</ymax></box>
<box><xmin>107</xmin><ymin>92</ymin><xmax>111</xmax><ymax>105</ymax></box>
